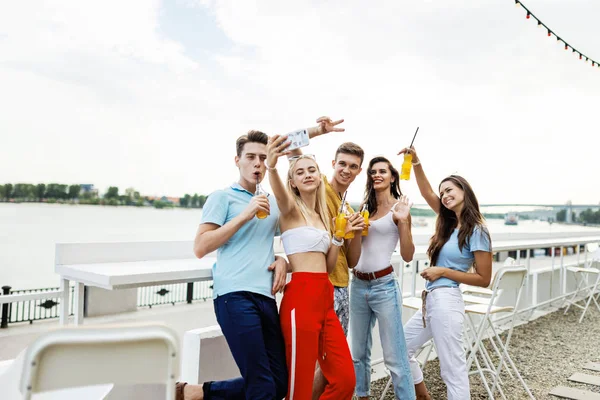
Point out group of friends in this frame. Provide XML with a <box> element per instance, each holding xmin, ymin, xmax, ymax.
<box><xmin>175</xmin><ymin>116</ymin><xmax>493</xmax><ymax>400</ymax></box>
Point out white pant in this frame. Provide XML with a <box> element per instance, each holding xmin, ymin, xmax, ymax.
<box><xmin>404</xmin><ymin>287</ymin><xmax>470</xmax><ymax>400</ymax></box>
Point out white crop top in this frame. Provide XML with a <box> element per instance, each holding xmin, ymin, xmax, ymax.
<box><xmin>354</xmin><ymin>208</ymin><xmax>399</xmax><ymax>273</ymax></box>
<box><xmin>280</xmin><ymin>226</ymin><xmax>330</xmax><ymax>256</ymax></box>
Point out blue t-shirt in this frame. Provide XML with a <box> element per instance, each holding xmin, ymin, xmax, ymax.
<box><xmin>426</xmin><ymin>226</ymin><xmax>491</xmax><ymax>290</ymax></box>
<box><xmin>201</xmin><ymin>182</ymin><xmax>280</xmax><ymax>299</ymax></box>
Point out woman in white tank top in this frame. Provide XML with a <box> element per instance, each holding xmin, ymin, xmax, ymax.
<box><xmin>349</xmin><ymin>156</ymin><xmax>416</xmax><ymax>400</ymax></box>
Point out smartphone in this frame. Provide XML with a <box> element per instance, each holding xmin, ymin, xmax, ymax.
<box><xmin>284</xmin><ymin>128</ymin><xmax>310</xmax><ymax>151</ymax></box>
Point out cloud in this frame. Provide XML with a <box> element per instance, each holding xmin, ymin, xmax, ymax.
<box><xmin>0</xmin><ymin>0</ymin><xmax>598</xmax><ymax>204</ymax></box>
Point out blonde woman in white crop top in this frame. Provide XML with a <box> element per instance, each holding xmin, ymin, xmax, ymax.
<box><xmin>266</xmin><ymin>133</ymin><xmax>364</xmax><ymax>400</ymax></box>
<box><xmin>349</xmin><ymin>156</ymin><xmax>417</xmax><ymax>400</ymax></box>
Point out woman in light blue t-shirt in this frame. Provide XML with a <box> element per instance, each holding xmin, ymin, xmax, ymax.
<box><xmin>398</xmin><ymin>147</ymin><xmax>492</xmax><ymax>400</ymax></box>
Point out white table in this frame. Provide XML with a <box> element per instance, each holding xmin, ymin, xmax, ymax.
<box><xmin>54</xmin><ymin>241</ymin><xmax>216</xmax><ymax>326</ymax></box>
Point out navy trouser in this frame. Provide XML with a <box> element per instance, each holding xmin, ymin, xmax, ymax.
<box><xmin>204</xmin><ymin>291</ymin><xmax>288</xmax><ymax>400</ymax></box>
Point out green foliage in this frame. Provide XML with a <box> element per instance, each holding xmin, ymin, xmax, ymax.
<box><xmin>68</xmin><ymin>184</ymin><xmax>81</xmax><ymax>200</ymax></box>
<box><xmin>411</xmin><ymin>208</ymin><xmax>437</xmax><ymax>217</ymax></box>
<box><xmin>13</xmin><ymin>183</ymin><xmax>36</xmax><ymax>199</ymax></box>
<box><xmin>105</xmin><ymin>186</ymin><xmax>119</xmax><ymax>199</ymax></box>
<box><xmin>2</xmin><ymin>183</ymin><xmax>14</xmax><ymax>199</ymax></box>
<box><xmin>579</xmin><ymin>208</ymin><xmax>600</xmax><ymax>224</ymax></box>
<box><xmin>153</xmin><ymin>200</ymin><xmax>174</xmax><ymax>209</ymax></box>
<box><xmin>46</xmin><ymin>184</ymin><xmax>68</xmax><ymax>199</ymax></box>
<box><xmin>36</xmin><ymin>183</ymin><xmax>46</xmax><ymax>200</ymax></box>
<box><xmin>79</xmin><ymin>197</ymin><xmax>101</xmax><ymax>205</ymax></box>
<box><xmin>0</xmin><ymin>181</ymin><xmax>208</xmax><ymax>210</ymax></box>
<box><xmin>179</xmin><ymin>194</ymin><xmax>190</xmax><ymax>207</ymax></box>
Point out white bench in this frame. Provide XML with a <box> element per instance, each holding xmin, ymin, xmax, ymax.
<box><xmin>180</xmin><ymin>326</ymin><xmax>240</xmax><ymax>385</ymax></box>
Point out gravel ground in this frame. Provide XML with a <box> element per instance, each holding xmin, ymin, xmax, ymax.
<box><xmin>367</xmin><ymin>303</ymin><xmax>600</xmax><ymax>399</ymax></box>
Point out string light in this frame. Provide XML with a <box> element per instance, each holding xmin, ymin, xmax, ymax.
<box><xmin>513</xmin><ymin>1</ymin><xmax>598</xmax><ymax>69</ymax></box>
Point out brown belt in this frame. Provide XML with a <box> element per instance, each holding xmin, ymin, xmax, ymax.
<box><xmin>353</xmin><ymin>266</ymin><xmax>394</xmax><ymax>281</ymax></box>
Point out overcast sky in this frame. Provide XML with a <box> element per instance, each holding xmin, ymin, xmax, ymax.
<box><xmin>1</xmin><ymin>0</ymin><xmax>599</xmax><ymax>205</ymax></box>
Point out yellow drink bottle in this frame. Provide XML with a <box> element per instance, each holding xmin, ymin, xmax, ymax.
<box><xmin>344</xmin><ymin>207</ymin><xmax>355</xmax><ymax>239</ymax></box>
<box><xmin>255</xmin><ymin>181</ymin><xmax>268</xmax><ymax>219</ymax></box>
<box><xmin>335</xmin><ymin>202</ymin><xmax>347</xmax><ymax>238</ymax></box>
<box><xmin>361</xmin><ymin>204</ymin><xmax>369</xmax><ymax>236</ymax></box>
<box><xmin>400</xmin><ymin>153</ymin><xmax>412</xmax><ymax>180</ymax></box>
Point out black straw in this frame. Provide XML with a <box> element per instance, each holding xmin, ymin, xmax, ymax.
<box><xmin>409</xmin><ymin>127</ymin><xmax>420</xmax><ymax>148</ymax></box>
<box><xmin>339</xmin><ymin>191</ymin><xmax>347</xmax><ymax>213</ymax></box>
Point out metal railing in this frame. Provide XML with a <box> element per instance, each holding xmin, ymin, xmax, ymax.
<box><xmin>1</xmin><ymin>286</ymin><xmax>74</xmax><ymax>326</ymax></box>
<box><xmin>2</xmin><ymin>234</ymin><xmax>598</xmax><ymax>328</ymax></box>
<box><xmin>137</xmin><ymin>281</ymin><xmax>213</xmax><ymax>308</ymax></box>
<box><xmin>1</xmin><ymin>281</ymin><xmax>214</xmax><ymax>327</ymax></box>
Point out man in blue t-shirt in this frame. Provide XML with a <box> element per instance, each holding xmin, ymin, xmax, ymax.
<box><xmin>178</xmin><ymin>122</ymin><xmax>343</xmax><ymax>400</ymax></box>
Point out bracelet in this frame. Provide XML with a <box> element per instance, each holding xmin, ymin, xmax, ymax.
<box><xmin>411</xmin><ymin>160</ymin><xmax>421</xmax><ymax>166</ymax></box>
<box><xmin>398</xmin><ymin>219</ymin><xmax>410</xmax><ymax>225</ymax></box>
<box><xmin>331</xmin><ymin>236</ymin><xmax>344</xmax><ymax>247</ymax></box>
<box><xmin>267</xmin><ymin>165</ymin><xmax>277</xmax><ymax>171</ymax></box>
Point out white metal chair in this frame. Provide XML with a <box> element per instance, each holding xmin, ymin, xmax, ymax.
<box><xmin>465</xmin><ymin>266</ymin><xmax>534</xmax><ymax>400</ymax></box>
<box><xmin>461</xmin><ymin>256</ymin><xmax>515</xmax><ymax>301</ymax></box>
<box><xmin>562</xmin><ymin>242</ymin><xmax>600</xmax><ymax>323</ymax></box>
<box><xmin>19</xmin><ymin>323</ymin><xmax>179</xmax><ymax>400</ymax></box>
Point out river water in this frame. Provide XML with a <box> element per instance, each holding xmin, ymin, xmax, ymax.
<box><xmin>1</xmin><ymin>203</ymin><xmax>598</xmax><ymax>290</ymax></box>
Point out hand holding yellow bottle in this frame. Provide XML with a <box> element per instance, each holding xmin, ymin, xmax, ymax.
<box><xmin>400</xmin><ymin>127</ymin><xmax>419</xmax><ymax>181</ymax></box>
<box><xmin>344</xmin><ymin>207</ymin><xmax>355</xmax><ymax>239</ymax></box>
<box><xmin>400</xmin><ymin>153</ymin><xmax>413</xmax><ymax>181</ymax></box>
<box><xmin>255</xmin><ymin>177</ymin><xmax>268</xmax><ymax>219</ymax></box>
<box><xmin>360</xmin><ymin>204</ymin><xmax>369</xmax><ymax>236</ymax></box>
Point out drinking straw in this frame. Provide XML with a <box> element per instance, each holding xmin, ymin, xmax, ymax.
<box><xmin>339</xmin><ymin>191</ymin><xmax>347</xmax><ymax>213</ymax></box>
<box><xmin>409</xmin><ymin>127</ymin><xmax>420</xmax><ymax>148</ymax></box>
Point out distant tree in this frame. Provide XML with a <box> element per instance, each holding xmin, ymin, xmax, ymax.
<box><xmin>68</xmin><ymin>184</ymin><xmax>81</xmax><ymax>200</ymax></box>
<box><xmin>191</xmin><ymin>193</ymin><xmax>199</xmax><ymax>208</ymax></box>
<box><xmin>81</xmin><ymin>190</ymin><xmax>98</xmax><ymax>200</ymax></box>
<box><xmin>36</xmin><ymin>183</ymin><xmax>46</xmax><ymax>200</ymax></box>
<box><xmin>556</xmin><ymin>209</ymin><xmax>566</xmax><ymax>222</ymax></box>
<box><xmin>45</xmin><ymin>183</ymin><xmax>67</xmax><ymax>199</ymax></box>
<box><xmin>579</xmin><ymin>208</ymin><xmax>600</xmax><ymax>224</ymax></box>
<box><xmin>58</xmin><ymin>184</ymin><xmax>69</xmax><ymax>199</ymax></box>
<box><xmin>179</xmin><ymin>195</ymin><xmax>188</xmax><ymax>207</ymax></box>
<box><xmin>199</xmin><ymin>195</ymin><xmax>207</xmax><ymax>208</ymax></box>
<box><xmin>13</xmin><ymin>183</ymin><xmax>35</xmax><ymax>199</ymax></box>
<box><xmin>105</xmin><ymin>187</ymin><xmax>119</xmax><ymax>200</ymax></box>
<box><xmin>3</xmin><ymin>183</ymin><xmax>13</xmax><ymax>199</ymax></box>
<box><xmin>0</xmin><ymin>185</ymin><xmax>5</xmax><ymax>200</ymax></box>
<box><xmin>123</xmin><ymin>187</ymin><xmax>137</xmax><ymax>206</ymax></box>
<box><xmin>154</xmin><ymin>200</ymin><xmax>173</xmax><ymax>209</ymax></box>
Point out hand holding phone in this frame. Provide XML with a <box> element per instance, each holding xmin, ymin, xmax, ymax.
<box><xmin>284</xmin><ymin>128</ymin><xmax>310</xmax><ymax>151</ymax></box>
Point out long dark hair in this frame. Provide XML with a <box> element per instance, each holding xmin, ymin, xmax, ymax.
<box><xmin>427</xmin><ymin>175</ymin><xmax>491</xmax><ymax>265</ymax></box>
<box><xmin>363</xmin><ymin>156</ymin><xmax>402</xmax><ymax>216</ymax></box>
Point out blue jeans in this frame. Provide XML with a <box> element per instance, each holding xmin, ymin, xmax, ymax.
<box><xmin>349</xmin><ymin>273</ymin><xmax>415</xmax><ymax>399</ymax></box>
<box><xmin>207</xmin><ymin>291</ymin><xmax>288</xmax><ymax>400</ymax></box>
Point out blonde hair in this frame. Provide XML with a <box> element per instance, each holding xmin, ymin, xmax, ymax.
<box><xmin>286</xmin><ymin>157</ymin><xmax>330</xmax><ymax>229</ymax></box>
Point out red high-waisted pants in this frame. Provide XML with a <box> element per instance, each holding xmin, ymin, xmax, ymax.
<box><xmin>279</xmin><ymin>272</ymin><xmax>355</xmax><ymax>400</ymax></box>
